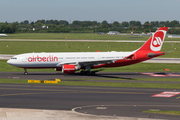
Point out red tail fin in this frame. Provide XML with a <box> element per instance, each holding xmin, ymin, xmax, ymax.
<box><xmin>137</xmin><ymin>27</ymin><xmax>168</xmax><ymax>52</ymax></box>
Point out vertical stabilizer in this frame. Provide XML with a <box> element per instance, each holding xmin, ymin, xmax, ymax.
<box><xmin>137</xmin><ymin>27</ymin><xmax>168</xmax><ymax>52</ymax></box>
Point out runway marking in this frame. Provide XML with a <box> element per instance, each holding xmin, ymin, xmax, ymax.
<box><xmin>141</xmin><ymin>73</ymin><xmax>180</xmax><ymax>77</ymax></box>
<box><xmin>72</xmin><ymin>104</ymin><xmax>180</xmax><ymax>114</ymax></box>
<box><xmin>176</xmin><ymin>96</ymin><xmax>180</xmax><ymax>99</ymax></box>
<box><xmin>96</xmin><ymin>107</ymin><xmax>107</xmax><ymax>109</ymax></box>
<box><xmin>152</xmin><ymin>91</ymin><xmax>180</xmax><ymax>97</ymax></box>
<box><xmin>0</xmin><ymin>87</ymin><xmax>73</xmax><ymax>92</ymax></box>
<box><xmin>12</xmin><ymin>77</ymin><xmax>19</xmax><ymax>79</ymax></box>
<box><xmin>0</xmin><ymin>87</ymin><xmax>154</xmax><ymax>94</ymax></box>
<box><xmin>0</xmin><ymin>91</ymin><xmax>78</xmax><ymax>97</ymax></box>
<box><xmin>0</xmin><ymin>91</ymin><xmax>153</xmax><ymax>97</ymax></box>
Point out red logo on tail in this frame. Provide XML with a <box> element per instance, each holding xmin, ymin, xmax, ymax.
<box><xmin>150</xmin><ymin>31</ymin><xmax>165</xmax><ymax>51</ymax></box>
<box><xmin>152</xmin><ymin>37</ymin><xmax>162</xmax><ymax>47</ymax></box>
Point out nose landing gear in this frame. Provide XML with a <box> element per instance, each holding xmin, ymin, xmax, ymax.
<box><xmin>24</xmin><ymin>68</ymin><xmax>28</xmax><ymax>75</ymax></box>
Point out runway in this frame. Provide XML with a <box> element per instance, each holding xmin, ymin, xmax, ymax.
<box><xmin>1</xmin><ymin>71</ymin><xmax>180</xmax><ymax>120</ymax></box>
<box><xmin>0</xmin><ymin>83</ymin><xmax>179</xmax><ymax>120</ymax></box>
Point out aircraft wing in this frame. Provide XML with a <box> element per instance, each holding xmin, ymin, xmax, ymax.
<box><xmin>78</xmin><ymin>59</ymin><xmax>119</xmax><ymax>67</ymax></box>
<box><xmin>56</xmin><ymin>59</ymin><xmax>120</xmax><ymax>67</ymax></box>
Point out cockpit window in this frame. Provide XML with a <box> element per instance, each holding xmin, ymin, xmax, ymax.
<box><xmin>11</xmin><ymin>57</ymin><xmax>17</xmax><ymax>60</ymax></box>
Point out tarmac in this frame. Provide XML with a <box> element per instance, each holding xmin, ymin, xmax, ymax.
<box><xmin>0</xmin><ymin>83</ymin><xmax>179</xmax><ymax>120</ymax></box>
<box><xmin>0</xmin><ymin>108</ymin><xmax>164</xmax><ymax>120</ymax></box>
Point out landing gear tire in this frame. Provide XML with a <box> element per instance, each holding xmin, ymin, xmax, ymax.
<box><xmin>86</xmin><ymin>71</ymin><xmax>90</xmax><ymax>76</ymax></box>
<box><xmin>24</xmin><ymin>72</ymin><xmax>28</xmax><ymax>75</ymax></box>
<box><xmin>86</xmin><ymin>71</ymin><xmax>96</xmax><ymax>76</ymax></box>
<box><xmin>80</xmin><ymin>70</ymin><xmax>96</xmax><ymax>76</ymax></box>
<box><xmin>91</xmin><ymin>71</ymin><xmax>95</xmax><ymax>76</ymax></box>
<box><xmin>80</xmin><ymin>71</ymin><xmax>85</xmax><ymax>75</ymax></box>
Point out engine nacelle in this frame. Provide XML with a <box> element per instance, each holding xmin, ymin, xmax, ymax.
<box><xmin>62</xmin><ymin>64</ymin><xmax>76</xmax><ymax>74</ymax></box>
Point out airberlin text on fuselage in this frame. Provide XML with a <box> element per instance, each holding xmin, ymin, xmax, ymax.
<box><xmin>28</xmin><ymin>55</ymin><xmax>58</xmax><ymax>62</ymax></box>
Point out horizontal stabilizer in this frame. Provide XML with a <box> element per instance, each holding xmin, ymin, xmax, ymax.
<box><xmin>147</xmin><ymin>52</ymin><xmax>165</xmax><ymax>58</ymax></box>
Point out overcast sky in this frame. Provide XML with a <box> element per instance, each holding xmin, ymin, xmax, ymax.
<box><xmin>1</xmin><ymin>0</ymin><xmax>180</xmax><ymax>23</ymax></box>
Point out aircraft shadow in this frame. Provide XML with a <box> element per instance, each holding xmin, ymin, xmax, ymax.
<box><xmin>13</xmin><ymin>72</ymin><xmax>140</xmax><ymax>80</ymax></box>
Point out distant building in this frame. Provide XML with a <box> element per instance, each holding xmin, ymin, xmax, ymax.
<box><xmin>33</xmin><ymin>26</ymin><xmax>48</xmax><ymax>31</ymax></box>
<box><xmin>98</xmin><ymin>32</ymin><xmax>104</xmax><ymax>34</ymax></box>
<box><xmin>168</xmin><ymin>35</ymin><xmax>180</xmax><ymax>38</ymax></box>
<box><xmin>42</xmin><ymin>26</ymin><xmax>48</xmax><ymax>28</ymax></box>
<box><xmin>33</xmin><ymin>27</ymin><xmax>41</xmax><ymax>31</ymax></box>
<box><xmin>168</xmin><ymin>27</ymin><xmax>180</xmax><ymax>29</ymax></box>
<box><xmin>107</xmin><ymin>31</ymin><xmax>120</xmax><ymax>35</ymax></box>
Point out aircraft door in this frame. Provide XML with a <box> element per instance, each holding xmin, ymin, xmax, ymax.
<box><xmin>98</xmin><ymin>55</ymin><xmax>101</xmax><ymax>59</ymax></box>
<box><xmin>22</xmin><ymin>56</ymin><xmax>27</xmax><ymax>62</ymax></box>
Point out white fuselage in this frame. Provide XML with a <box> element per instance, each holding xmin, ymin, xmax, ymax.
<box><xmin>7</xmin><ymin>51</ymin><xmax>134</xmax><ymax>68</ymax></box>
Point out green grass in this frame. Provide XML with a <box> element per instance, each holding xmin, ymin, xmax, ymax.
<box><xmin>0</xmin><ymin>41</ymin><xmax>142</xmax><ymax>54</ymax></box>
<box><xmin>1</xmin><ymin>33</ymin><xmax>180</xmax><ymax>41</ymax></box>
<box><xmin>3</xmin><ymin>33</ymin><xmax>151</xmax><ymax>40</ymax></box>
<box><xmin>58</xmin><ymin>81</ymin><xmax>180</xmax><ymax>89</ymax></box>
<box><xmin>0</xmin><ymin>41</ymin><xmax>179</xmax><ymax>58</ymax></box>
<box><xmin>143</xmin><ymin>110</ymin><xmax>180</xmax><ymax>116</ymax></box>
<box><xmin>0</xmin><ymin>79</ymin><xmax>27</xmax><ymax>84</ymax></box>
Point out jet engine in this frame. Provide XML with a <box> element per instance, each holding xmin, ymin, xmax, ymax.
<box><xmin>62</xmin><ymin>64</ymin><xmax>80</xmax><ymax>73</ymax></box>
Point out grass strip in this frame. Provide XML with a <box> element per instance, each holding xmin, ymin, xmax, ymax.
<box><xmin>0</xmin><ymin>41</ymin><xmax>179</xmax><ymax>58</ymax></box>
<box><xmin>1</xmin><ymin>79</ymin><xmax>180</xmax><ymax>89</ymax></box>
<box><xmin>143</xmin><ymin>110</ymin><xmax>180</xmax><ymax>116</ymax></box>
<box><xmin>3</xmin><ymin>33</ymin><xmax>150</xmax><ymax>40</ymax></box>
<box><xmin>58</xmin><ymin>81</ymin><xmax>180</xmax><ymax>89</ymax></box>
<box><xmin>3</xmin><ymin>33</ymin><xmax>180</xmax><ymax>41</ymax></box>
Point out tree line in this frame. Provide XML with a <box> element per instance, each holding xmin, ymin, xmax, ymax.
<box><xmin>1</xmin><ymin>20</ymin><xmax>180</xmax><ymax>34</ymax></box>
<box><xmin>0</xmin><ymin>22</ymin><xmax>18</xmax><ymax>33</ymax></box>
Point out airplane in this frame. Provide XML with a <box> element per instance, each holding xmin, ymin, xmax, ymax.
<box><xmin>7</xmin><ymin>27</ymin><xmax>168</xmax><ymax>75</ymax></box>
<box><xmin>0</xmin><ymin>34</ymin><xmax>7</xmax><ymax>37</ymax></box>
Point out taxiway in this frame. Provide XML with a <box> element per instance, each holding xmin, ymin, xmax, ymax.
<box><xmin>0</xmin><ymin>72</ymin><xmax>180</xmax><ymax>119</ymax></box>
<box><xmin>0</xmin><ymin>83</ymin><xmax>179</xmax><ymax>120</ymax></box>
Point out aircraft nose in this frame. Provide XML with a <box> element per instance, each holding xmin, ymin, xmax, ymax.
<box><xmin>7</xmin><ymin>59</ymin><xmax>11</xmax><ymax>64</ymax></box>
<box><xmin>7</xmin><ymin>59</ymin><xmax>17</xmax><ymax>66</ymax></box>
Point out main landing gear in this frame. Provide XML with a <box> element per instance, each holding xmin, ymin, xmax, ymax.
<box><xmin>80</xmin><ymin>70</ymin><xmax>96</xmax><ymax>76</ymax></box>
<box><xmin>80</xmin><ymin>66</ymin><xmax>96</xmax><ymax>76</ymax></box>
<box><xmin>24</xmin><ymin>68</ymin><xmax>28</xmax><ymax>75</ymax></box>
